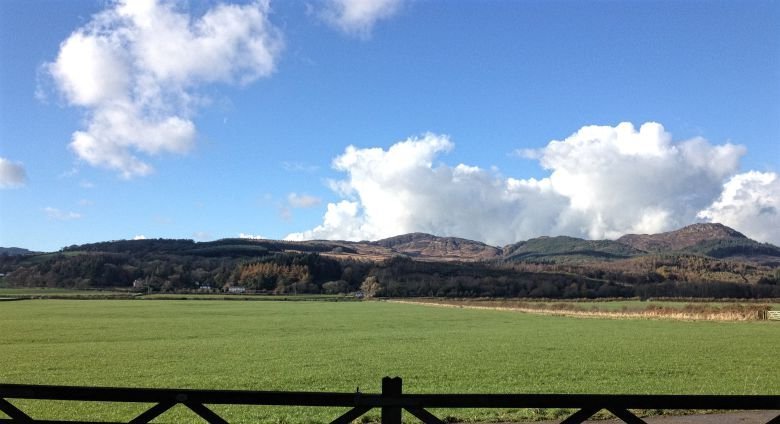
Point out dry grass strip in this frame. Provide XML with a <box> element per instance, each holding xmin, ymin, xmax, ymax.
<box><xmin>386</xmin><ymin>299</ymin><xmax>774</xmax><ymax>321</ymax></box>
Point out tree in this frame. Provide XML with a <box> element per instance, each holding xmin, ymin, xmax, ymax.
<box><xmin>322</xmin><ymin>280</ymin><xmax>348</xmax><ymax>294</ymax></box>
<box><xmin>360</xmin><ymin>276</ymin><xmax>381</xmax><ymax>299</ymax></box>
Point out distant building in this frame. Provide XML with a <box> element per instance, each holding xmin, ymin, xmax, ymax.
<box><xmin>228</xmin><ymin>286</ymin><xmax>246</xmax><ymax>294</ymax></box>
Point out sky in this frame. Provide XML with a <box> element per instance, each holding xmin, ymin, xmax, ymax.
<box><xmin>1</xmin><ymin>0</ymin><xmax>779</xmax><ymax>252</ymax></box>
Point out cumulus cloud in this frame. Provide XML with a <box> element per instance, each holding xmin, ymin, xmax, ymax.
<box><xmin>45</xmin><ymin>0</ymin><xmax>283</xmax><ymax>178</ymax></box>
<box><xmin>698</xmin><ymin>171</ymin><xmax>780</xmax><ymax>244</ymax></box>
<box><xmin>287</xmin><ymin>192</ymin><xmax>322</xmax><ymax>208</ymax></box>
<box><xmin>286</xmin><ymin>132</ymin><xmax>571</xmax><ymax>243</ymax></box>
<box><xmin>285</xmin><ymin>123</ymin><xmax>772</xmax><ymax>245</ymax></box>
<box><xmin>133</xmin><ymin>235</ymin><xmax>147</xmax><ymax>240</ymax></box>
<box><xmin>44</xmin><ymin>207</ymin><xmax>82</xmax><ymax>221</ymax></box>
<box><xmin>320</xmin><ymin>0</ymin><xmax>402</xmax><ymax>38</ymax></box>
<box><xmin>0</xmin><ymin>157</ymin><xmax>27</xmax><ymax>189</ymax></box>
<box><xmin>239</xmin><ymin>232</ymin><xmax>266</xmax><ymax>240</ymax></box>
<box><xmin>536</xmin><ymin>122</ymin><xmax>743</xmax><ymax>239</ymax></box>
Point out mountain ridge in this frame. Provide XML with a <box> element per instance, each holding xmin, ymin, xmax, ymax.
<box><xmin>2</xmin><ymin>223</ymin><xmax>778</xmax><ymax>297</ymax></box>
<box><xmin>616</xmin><ymin>223</ymin><xmax>748</xmax><ymax>252</ymax></box>
<box><xmin>5</xmin><ymin>223</ymin><xmax>778</xmax><ymax>263</ymax></box>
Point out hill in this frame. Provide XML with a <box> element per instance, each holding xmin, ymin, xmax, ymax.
<box><xmin>617</xmin><ymin>223</ymin><xmax>747</xmax><ymax>251</ymax></box>
<box><xmin>502</xmin><ymin>236</ymin><xmax>644</xmax><ymax>263</ymax></box>
<box><xmin>0</xmin><ymin>247</ymin><xmax>37</xmax><ymax>256</ymax></box>
<box><xmin>373</xmin><ymin>233</ymin><xmax>502</xmax><ymax>261</ymax></box>
<box><xmin>1</xmin><ymin>223</ymin><xmax>778</xmax><ymax>298</ymax></box>
<box><xmin>617</xmin><ymin>223</ymin><xmax>780</xmax><ymax>264</ymax></box>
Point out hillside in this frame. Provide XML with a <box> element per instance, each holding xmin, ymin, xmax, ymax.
<box><xmin>502</xmin><ymin>236</ymin><xmax>644</xmax><ymax>263</ymax></box>
<box><xmin>617</xmin><ymin>223</ymin><xmax>780</xmax><ymax>264</ymax></box>
<box><xmin>1</xmin><ymin>223</ymin><xmax>778</xmax><ymax>298</ymax></box>
<box><xmin>0</xmin><ymin>247</ymin><xmax>37</xmax><ymax>256</ymax></box>
<box><xmin>373</xmin><ymin>233</ymin><xmax>502</xmax><ymax>261</ymax></box>
<box><xmin>616</xmin><ymin>223</ymin><xmax>747</xmax><ymax>251</ymax></box>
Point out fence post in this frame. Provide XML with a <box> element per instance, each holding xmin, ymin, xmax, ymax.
<box><xmin>382</xmin><ymin>377</ymin><xmax>402</xmax><ymax>424</ymax></box>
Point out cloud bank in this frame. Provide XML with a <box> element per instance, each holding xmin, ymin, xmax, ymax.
<box><xmin>0</xmin><ymin>157</ymin><xmax>27</xmax><ymax>189</ymax></box>
<box><xmin>287</xmin><ymin>122</ymin><xmax>779</xmax><ymax>245</ymax></box>
<box><xmin>697</xmin><ymin>171</ymin><xmax>780</xmax><ymax>244</ymax></box>
<box><xmin>320</xmin><ymin>0</ymin><xmax>402</xmax><ymax>38</ymax></box>
<box><xmin>46</xmin><ymin>0</ymin><xmax>283</xmax><ymax>178</ymax></box>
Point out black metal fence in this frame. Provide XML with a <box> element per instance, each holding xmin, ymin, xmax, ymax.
<box><xmin>1</xmin><ymin>377</ymin><xmax>779</xmax><ymax>424</ymax></box>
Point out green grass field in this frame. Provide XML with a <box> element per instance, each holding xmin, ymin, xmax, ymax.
<box><xmin>0</xmin><ymin>288</ymin><xmax>132</xmax><ymax>298</ymax></box>
<box><xmin>139</xmin><ymin>293</ymin><xmax>356</xmax><ymax>301</ymax></box>
<box><xmin>1</xmin><ymin>299</ymin><xmax>778</xmax><ymax>423</ymax></box>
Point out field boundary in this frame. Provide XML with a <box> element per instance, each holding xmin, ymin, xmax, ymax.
<box><xmin>1</xmin><ymin>378</ymin><xmax>779</xmax><ymax>424</ymax></box>
<box><xmin>387</xmin><ymin>299</ymin><xmax>774</xmax><ymax>321</ymax></box>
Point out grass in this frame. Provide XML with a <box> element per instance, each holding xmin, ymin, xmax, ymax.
<box><xmin>0</xmin><ymin>289</ymin><xmax>356</xmax><ymax>302</ymax></box>
<box><xmin>139</xmin><ymin>293</ymin><xmax>357</xmax><ymax>301</ymax></box>
<box><xmin>1</xmin><ymin>300</ymin><xmax>778</xmax><ymax>423</ymax></box>
<box><xmin>0</xmin><ymin>288</ymin><xmax>132</xmax><ymax>298</ymax></box>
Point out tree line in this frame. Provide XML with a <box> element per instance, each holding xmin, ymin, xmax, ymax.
<box><xmin>1</xmin><ymin>246</ymin><xmax>778</xmax><ymax>298</ymax></box>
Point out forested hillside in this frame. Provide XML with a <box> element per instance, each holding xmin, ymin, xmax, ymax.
<box><xmin>2</xmin><ymin>224</ymin><xmax>779</xmax><ymax>298</ymax></box>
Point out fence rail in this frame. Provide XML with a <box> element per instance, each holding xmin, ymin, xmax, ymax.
<box><xmin>1</xmin><ymin>378</ymin><xmax>779</xmax><ymax>424</ymax></box>
<box><xmin>768</xmin><ymin>310</ymin><xmax>780</xmax><ymax>320</ymax></box>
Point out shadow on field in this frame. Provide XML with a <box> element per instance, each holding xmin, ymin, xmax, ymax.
<box><xmin>525</xmin><ymin>410</ymin><xmax>780</xmax><ymax>423</ymax></box>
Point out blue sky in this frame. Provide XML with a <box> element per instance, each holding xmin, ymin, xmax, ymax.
<box><xmin>1</xmin><ymin>0</ymin><xmax>779</xmax><ymax>252</ymax></box>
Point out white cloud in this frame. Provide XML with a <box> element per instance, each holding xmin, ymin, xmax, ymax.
<box><xmin>239</xmin><ymin>232</ymin><xmax>265</xmax><ymax>240</ymax></box>
<box><xmin>0</xmin><ymin>157</ymin><xmax>27</xmax><ymax>189</ymax></box>
<box><xmin>536</xmin><ymin>122</ymin><xmax>743</xmax><ymax>239</ymax></box>
<box><xmin>287</xmin><ymin>192</ymin><xmax>322</xmax><ymax>208</ymax></box>
<box><xmin>698</xmin><ymin>171</ymin><xmax>780</xmax><ymax>244</ymax></box>
<box><xmin>320</xmin><ymin>0</ymin><xmax>402</xmax><ymax>38</ymax></box>
<box><xmin>192</xmin><ymin>231</ymin><xmax>212</xmax><ymax>241</ymax></box>
<box><xmin>286</xmin><ymin>132</ymin><xmax>569</xmax><ymax>244</ymax></box>
<box><xmin>45</xmin><ymin>0</ymin><xmax>283</xmax><ymax>178</ymax></box>
<box><xmin>133</xmin><ymin>235</ymin><xmax>147</xmax><ymax>240</ymax></box>
<box><xmin>44</xmin><ymin>207</ymin><xmax>82</xmax><ymax>221</ymax></box>
<box><xmin>286</xmin><ymin>123</ymin><xmax>768</xmax><ymax>245</ymax></box>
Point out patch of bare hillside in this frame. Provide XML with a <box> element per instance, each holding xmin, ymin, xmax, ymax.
<box><xmin>373</xmin><ymin>233</ymin><xmax>502</xmax><ymax>261</ymax></box>
<box><xmin>617</xmin><ymin>223</ymin><xmax>747</xmax><ymax>252</ymax></box>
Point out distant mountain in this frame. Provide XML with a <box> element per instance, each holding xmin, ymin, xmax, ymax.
<box><xmin>502</xmin><ymin>236</ymin><xmax>645</xmax><ymax>263</ymax></box>
<box><xmin>617</xmin><ymin>223</ymin><xmax>747</xmax><ymax>252</ymax></box>
<box><xmin>373</xmin><ymin>233</ymin><xmax>502</xmax><ymax>261</ymax></box>
<box><xmin>617</xmin><ymin>223</ymin><xmax>780</xmax><ymax>263</ymax></box>
<box><xmin>1</xmin><ymin>223</ymin><xmax>778</xmax><ymax>298</ymax></box>
<box><xmin>0</xmin><ymin>247</ymin><xmax>36</xmax><ymax>256</ymax></box>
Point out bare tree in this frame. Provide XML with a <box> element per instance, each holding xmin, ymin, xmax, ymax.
<box><xmin>360</xmin><ymin>276</ymin><xmax>380</xmax><ymax>299</ymax></box>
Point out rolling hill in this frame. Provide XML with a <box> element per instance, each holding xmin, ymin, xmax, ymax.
<box><xmin>373</xmin><ymin>233</ymin><xmax>502</xmax><ymax>261</ymax></box>
<box><xmin>1</xmin><ymin>223</ymin><xmax>778</xmax><ymax>298</ymax></box>
<box><xmin>616</xmin><ymin>223</ymin><xmax>748</xmax><ymax>251</ymax></box>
